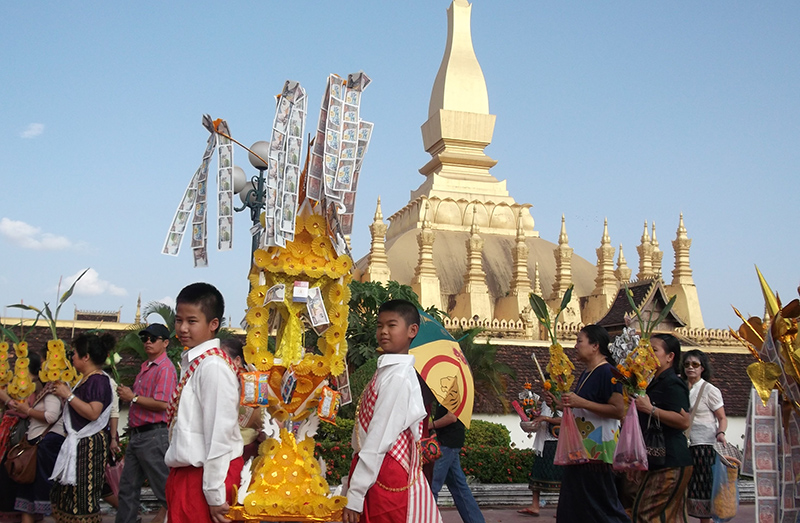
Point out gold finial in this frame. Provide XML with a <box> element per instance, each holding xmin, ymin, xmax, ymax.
<box><xmin>558</xmin><ymin>215</ymin><xmax>568</xmax><ymax>245</ymax></box>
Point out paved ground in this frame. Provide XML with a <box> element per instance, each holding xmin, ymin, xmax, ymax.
<box><xmin>441</xmin><ymin>503</ymin><xmax>756</xmax><ymax>522</ymax></box>
<box><xmin>88</xmin><ymin>503</ymin><xmax>756</xmax><ymax>522</ymax></box>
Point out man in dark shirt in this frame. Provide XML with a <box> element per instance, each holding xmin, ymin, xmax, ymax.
<box><xmin>429</xmin><ymin>404</ymin><xmax>485</xmax><ymax>523</ymax></box>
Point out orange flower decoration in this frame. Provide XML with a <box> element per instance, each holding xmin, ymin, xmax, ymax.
<box><xmin>543</xmin><ymin>381</ymin><xmax>552</xmax><ymax>391</ymax></box>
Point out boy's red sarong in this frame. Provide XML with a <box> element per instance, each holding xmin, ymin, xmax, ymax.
<box><xmin>349</xmin><ymin>453</ymin><xmax>410</xmax><ymax>523</ymax></box>
<box><xmin>166</xmin><ymin>457</ymin><xmax>244</xmax><ymax>523</ymax></box>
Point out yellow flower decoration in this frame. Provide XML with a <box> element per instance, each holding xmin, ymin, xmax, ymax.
<box><xmin>329</xmin><ymin>496</ymin><xmax>347</xmax><ymax>511</ymax></box>
<box><xmin>330</xmin><ymin>358</ymin><xmax>345</xmax><ymax>377</ymax></box>
<box><xmin>0</xmin><ymin>342</ymin><xmax>9</xmax><ymax>351</ymax></box>
<box><xmin>303</xmin><ymin>214</ymin><xmax>326</xmax><ymax>236</ymax></box>
<box><xmin>248</xmin><ymin>285</ymin><xmax>268</xmax><ymax>307</ymax></box>
<box><xmin>259</xmin><ymin>438</ymin><xmax>280</xmax><ymax>457</ymax></box>
<box><xmin>294</xmin><ymin>358</ymin><xmax>313</xmax><ymax>376</ymax></box>
<box><xmin>298</xmin><ymin>501</ymin><xmax>315</xmax><ymax>516</ymax></box>
<box><xmin>264</xmin><ymin>256</ymin><xmax>284</xmax><ymax>273</ymax></box>
<box><xmin>276</xmin><ymin>447</ymin><xmax>297</xmax><ymax>468</ymax></box>
<box><xmin>283</xmin><ymin>257</ymin><xmax>302</xmax><ymax>276</ymax></box>
<box><xmin>324</xmin><ymin>325</ymin><xmax>345</xmax><ymax>346</ymax></box>
<box><xmin>333</xmin><ymin>255</ymin><xmax>353</xmax><ymax>275</ymax></box>
<box><xmin>310</xmin><ymin>477</ymin><xmax>328</xmax><ymax>495</ymax></box>
<box><xmin>296</xmin><ymin>437</ymin><xmax>315</xmax><ymax>457</ymax></box>
<box><xmin>15</xmin><ymin>345</ymin><xmax>28</xmax><ymax>358</ymax></box>
<box><xmin>287</xmin><ymin>238</ymin><xmax>311</xmax><ymax>258</ymax></box>
<box><xmin>0</xmin><ymin>362</ymin><xmax>8</xmax><ymax>374</ymax></box>
<box><xmin>253</xmin><ymin>249</ymin><xmax>271</xmax><ymax>269</ymax></box>
<box><xmin>311</xmin><ymin>359</ymin><xmax>331</xmax><ymax>377</ymax></box>
<box><xmin>38</xmin><ymin>370</ymin><xmax>48</xmax><ymax>382</ymax></box>
<box><xmin>303</xmin><ymin>458</ymin><xmax>322</xmax><ymax>477</ymax></box>
<box><xmin>327</xmin><ymin>303</ymin><xmax>347</xmax><ymax>325</ymax></box>
<box><xmin>295</xmin><ymin>376</ymin><xmax>314</xmax><ymax>394</ymax></box>
<box><xmin>311</xmin><ymin>236</ymin><xmax>333</xmax><ymax>258</ymax></box>
<box><xmin>262</xmin><ymin>493</ymin><xmax>284</xmax><ymax>516</ymax></box>
<box><xmin>47</xmin><ymin>368</ymin><xmax>62</xmax><ymax>381</ymax></box>
<box><xmin>246</xmin><ymin>327</ymin><xmax>268</xmax><ymax>348</ymax></box>
<box><xmin>269</xmin><ymin>369</ymin><xmax>283</xmax><ymax>390</ymax></box>
<box><xmin>327</xmin><ymin>283</ymin><xmax>345</xmax><ymax>304</ymax></box>
<box><xmin>243</xmin><ymin>494</ymin><xmax>263</xmax><ymax>516</ymax></box>
<box><xmin>271</xmin><ymin>407</ymin><xmax>289</xmax><ymax>423</ymax></box>
<box><xmin>255</xmin><ymin>352</ymin><xmax>274</xmax><ymax>372</ymax></box>
<box><xmin>16</xmin><ymin>358</ymin><xmax>29</xmax><ymax>369</ymax></box>
<box><xmin>263</xmin><ymin>468</ymin><xmax>284</xmax><ymax>486</ymax></box>
<box><xmin>16</xmin><ymin>342</ymin><xmax>28</xmax><ymax>351</ymax></box>
<box><xmin>244</xmin><ymin>344</ymin><xmax>258</xmax><ymax>360</ymax></box>
<box><xmin>340</xmin><ymin>282</ymin><xmax>352</xmax><ymax>303</ymax></box>
<box><xmin>47</xmin><ymin>339</ymin><xmax>65</xmax><ymax>351</ymax></box>
<box><xmin>302</xmin><ymin>263</ymin><xmax>325</xmax><ymax>279</ymax></box>
<box><xmin>61</xmin><ymin>369</ymin><xmax>76</xmax><ymax>383</ymax></box>
<box><xmin>312</xmin><ymin>500</ymin><xmax>330</xmax><ymax>517</ymax></box>
<box><xmin>246</xmin><ymin>306</ymin><xmax>269</xmax><ymax>326</ymax></box>
<box><xmin>7</xmin><ymin>383</ymin><xmax>19</xmax><ymax>396</ymax></box>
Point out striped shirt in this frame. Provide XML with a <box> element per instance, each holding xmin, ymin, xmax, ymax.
<box><xmin>128</xmin><ymin>351</ymin><xmax>178</xmax><ymax>428</ymax></box>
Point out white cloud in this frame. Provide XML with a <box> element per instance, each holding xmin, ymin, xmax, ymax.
<box><xmin>156</xmin><ymin>296</ymin><xmax>175</xmax><ymax>308</ymax></box>
<box><xmin>20</xmin><ymin>123</ymin><xmax>44</xmax><ymax>139</ymax></box>
<box><xmin>64</xmin><ymin>268</ymin><xmax>127</xmax><ymax>297</ymax></box>
<box><xmin>0</xmin><ymin>218</ymin><xmax>73</xmax><ymax>250</ymax></box>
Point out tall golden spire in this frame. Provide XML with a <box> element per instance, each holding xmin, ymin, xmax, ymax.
<box><xmin>636</xmin><ymin>221</ymin><xmax>654</xmax><ymax>280</ymax></box>
<box><xmin>364</xmin><ymin>197</ymin><xmax>391</xmax><ymax>283</ymax></box>
<box><xmin>665</xmin><ymin>214</ymin><xmax>704</xmax><ymax>328</ymax></box>
<box><xmin>651</xmin><ymin>222</ymin><xmax>663</xmax><ymax>277</ymax></box>
<box><xmin>411</xmin><ymin>200</ymin><xmax>442</xmax><ymax>310</ymax></box>
<box><xmin>615</xmin><ymin>244</ymin><xmax>632</xmax><ymax>285</ymax></box>
<box><xmin>415</xmin><ymin>0</ymin><xmax>509</xmax><ymax>202</ymax></box>
<box><xmin>134</xmin><ymin>293</ymin><xmax>142</xmax><ymax>324</ymax></box>
<box><xmin>552</xmin><ymin>215</ymin><xmax>573</xmax><ymax>300</ymax></box>
<box><xmin>592</xmin><ymin>218</ymin><xmax>617</xmax><ymax>296</ymax></box>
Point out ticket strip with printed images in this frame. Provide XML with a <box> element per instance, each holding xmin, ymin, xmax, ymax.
<box><xmin>306</xmin><ymin>72</ymin><xmax>373</xmax><ymax>236</ymax></box>
<box><xmin>217</xmin><ymin>120</ymin><xmax>235</xmax><ymax>252</ymax></box>
<box><xmin>163</xmin><ymin>116</ymin><xmax>238</xmax><ymax>267</ymax></box>
<box><xmin>262</xmin><ymin>81</ymin><xmax>307</xmax><ymax>249</ymax></box>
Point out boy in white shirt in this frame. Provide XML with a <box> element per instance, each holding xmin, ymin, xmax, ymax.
<box><xmin>164</xmin><ymin>283</ymin><xmax>242</xmax><ymax>523</ymax></box>
<box><xmin>342</xmin><ymin>300</ymin><xmax>442</xmax><ymax>523</ymax></box>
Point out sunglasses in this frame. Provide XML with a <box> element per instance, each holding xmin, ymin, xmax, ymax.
<box><xmin>684</xmin><ymin>361</ymin><xmax>702</xmax><ymax>369</ymax></box>
<box><xmin>139</xmin><ymin>334</ymin><xmax>165</xmax><ymax>343</ymax></box>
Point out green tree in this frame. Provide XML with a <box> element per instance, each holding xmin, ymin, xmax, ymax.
<box><xmin>345</xmin><ymin>280</ymin><xmax>445</xmax><ymax>369</ymax></box>
<box><xmin>455</xmin><ymin>327</ymin><xmax>517</xmax><ymax>411</ymax></box>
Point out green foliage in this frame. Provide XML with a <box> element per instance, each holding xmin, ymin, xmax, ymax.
<box><xmin>315</xmin><ymin>441</ymin><xmax>353</xmax><ymax>485</ymax></box>
<box><xmin>313</xmin><ymin>417</ymin><xmax>534</xmax><ymax>485</ymax></box>
<box><xmin>460</xmin><ymin>446</ymin><xmax>534</xmax><ymax>483</ymax></box>
<box><xmin>455</xmin><ymin>328</ymin><xmax>516</xmax><ymax>409</ymax></box>
<box><xmin>345</xmin><ymin>280</ymin><xmax>446</xmax><ymax>369</ymax></box>
<box><xmin>464</xmin><ymin>419</ymin><xmax>511</xmax><ymax>447</ymax></box>
<box><xmin>317</xmin><ymin>417</ymin><xmax>355</xmax><ymax>443</ymax></box>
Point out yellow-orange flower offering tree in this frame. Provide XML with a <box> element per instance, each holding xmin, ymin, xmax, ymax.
<box><xmin>5</xmin><ymin>271</ymin><xmax>87</xmax><ymax>399</ymax></box>
<box><xmin>178</xmin><ymin>74</ymin><xmax>374</xmax><ymax>522</ymax></box>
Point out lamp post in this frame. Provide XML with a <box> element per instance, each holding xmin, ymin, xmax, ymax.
<box><xmin>232</xmin><ymin>140</ymin><xmax>270</xmax><ymax>261</ymax></box>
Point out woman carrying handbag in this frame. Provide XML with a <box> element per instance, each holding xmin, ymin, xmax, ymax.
<box><xmin>682</xmin><ymin>350</ymin><xmax>727</xmax><ymax>523</ymax></box>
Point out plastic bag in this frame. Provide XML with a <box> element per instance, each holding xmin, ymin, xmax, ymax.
<box><xmin>710</xmin><ymin>453</ymin><xmax>739</xmax><ymax>522</ymax></box>
<box><xmin>553</xmin><ymin>407</ymin><xmax>590</xmax><ymax>465</ymax></box>
<box><xmin>105</xmin><ymin>457</ymin><xmax>124</xmax><ymax>498</ymax></box>
<box><xmin>613</xmin><ymin>398</ymin><xmax>648</xmax><ymax>471</ymax></box>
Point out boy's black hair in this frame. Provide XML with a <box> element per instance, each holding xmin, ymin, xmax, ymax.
<box><xmin>176</xmin><ymin>282</ymin><xmax>224</xmax><ymax>334</ymax></box>
<box><xmin>220</xmin><ymin>337</ymin><xmax>244</xmax><ymax>362</ymax></box>
<box><xmin>378</xmin><ymin>299</ymin><xmax>421</xmax><ymax>328</ymax></box>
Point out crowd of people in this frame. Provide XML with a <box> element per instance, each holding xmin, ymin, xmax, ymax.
<box><xmin>0</xmin><ymin>286</ymin><xmax>730</xmax><ymax>523</ymax></box>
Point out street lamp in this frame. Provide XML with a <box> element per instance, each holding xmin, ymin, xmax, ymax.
<box><xmin>233</xmin><ymin>140</ymin><xmax>270</xmax><ymax>259</ymax></box>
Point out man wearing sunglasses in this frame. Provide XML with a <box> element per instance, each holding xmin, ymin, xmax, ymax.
<box><xmin>115</xmin><ymin>324</ymin><xmax>178</xmax><ymax>523</ymax></box>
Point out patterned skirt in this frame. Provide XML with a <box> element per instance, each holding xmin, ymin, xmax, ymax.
<box><xmin>626</xmin><ymin>466</ymin><xmax>693</xmax><ymax>523</ymax></box>
<box><xmin>50</xmin><ymin>431</ymin><xmax>108</xmax><ymax>523</ymax></box>
<box><xmin>687</xmin><ymin>445</ymin><xmax>715</xmax><ymax>518</ymax></box>
<box><xmin>529</xmin><ymin>440</ymin><xmax>563</xmax><ymax>492</ymax></box>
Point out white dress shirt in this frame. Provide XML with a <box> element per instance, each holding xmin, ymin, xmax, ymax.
<box><xmin>688</xmin><ymin>378</ymin><xmax>724</xmax><ymax>446</ymax></box>
<box><xmin>164</xmin><ymin>338</ymin><xmax>243</xmax><ymax>506</ymax></box>
<box><xmin>345</xmin><ymin>353</ymin><xmax>426</xmax><ymax>513</ymax></box>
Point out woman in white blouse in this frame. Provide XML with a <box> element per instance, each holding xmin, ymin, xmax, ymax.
<box><xmin>682</xmin><ymin>349</ymin><xmax>727</xmax><ymax>523</ymax></box>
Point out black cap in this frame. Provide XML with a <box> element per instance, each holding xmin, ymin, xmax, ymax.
<box><xmin>140</xmin><ymin>323</ymin><xmax>170</xmax><ymax>340</ymax></box>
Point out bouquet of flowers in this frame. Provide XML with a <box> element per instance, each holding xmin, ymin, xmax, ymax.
<box><xmin>528</xmin><ymin>285</ymin><xmax>575</xmax><ymax>396</ymax></box>
<box><xmin>517</xmin><ymin>382</ymin><xmax>543</xmax><ymax>420</ymax></box>
<box><xmin>610</xmin><ymin>286</ymin><xmax>676</xmax><ymax>398</ymax></box>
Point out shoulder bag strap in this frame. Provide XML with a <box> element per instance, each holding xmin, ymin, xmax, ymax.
<box><xmin>684</xmin><ymin>381</ymin><xmax>708</xmax><ymax>440</ymax></box>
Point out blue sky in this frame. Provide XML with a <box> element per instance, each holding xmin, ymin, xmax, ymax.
<box><xmin>1</xmin><ymin>1</ymin><xmax>798</xmax><ymax>329</ymax></box>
